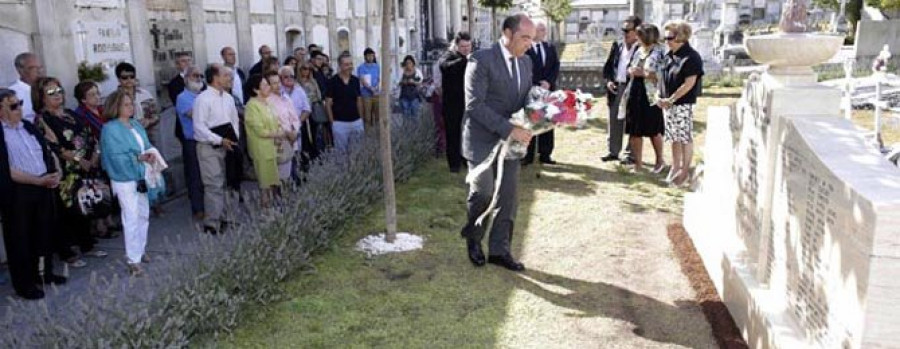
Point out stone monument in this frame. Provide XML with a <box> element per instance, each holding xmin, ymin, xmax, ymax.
<box><xmin>684</xmin><ymin>0</ymin><xmax>900</xmax><ymax>347</ymax></box>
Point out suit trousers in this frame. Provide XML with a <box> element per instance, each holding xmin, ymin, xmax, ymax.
<box><xmin>197</xmin><ymin>143</ymin><xmax>227</xmax><ymax>230</ymax></box>
<box><xmin>524</xmin><ymin>129</ymin><xmax>555</xmax><ymax>162</ymax></box>
<box><xmin>461</xmin><ymin>157</ymin><xmax>520</xmax><ymax>257</ymax></box>
<box><xmin>2</xmin><ymin>184</ymin><xmax>55</xmax><ymax>294</ymax></box>
<box><xmin>111</xmin><ymin>181</ymin><xmax>149</xmax><ymax>264</ymax></box>
<box><xmin>181</xmin><ymin>139</ymin><xmax>205</xmax><ymax>215</ymax></box>
<box><xmin>606</xmin><ymin>85</ymin><xmax>630</xmax><ymax>157</ymax></box>
<box><xmin>442</xmin><ymin>108</ymin><xmax>464</xmax><ymax>171</ymax></box>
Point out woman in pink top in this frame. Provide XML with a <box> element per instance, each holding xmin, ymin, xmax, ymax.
<box><xmin>264</xmin><ymin>71</ymin><xmax>300</xmax><ymax>180</ymax></box>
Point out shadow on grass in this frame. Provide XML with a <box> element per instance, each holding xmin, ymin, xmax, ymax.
<box><xmin>534</xmin><ymin>161</ymin><xmax>670</xmax><ymax>189</ymax></box>
<box><xmin>508</xmin><ymin>269</ymin><xmax>712</xmax><ymax>348</ymax></box>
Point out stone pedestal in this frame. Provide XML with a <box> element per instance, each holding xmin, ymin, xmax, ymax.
<box><xmin>685</xmin><ymin>33</ymin><xmax>900</xmax><ymax>348</ymax></box>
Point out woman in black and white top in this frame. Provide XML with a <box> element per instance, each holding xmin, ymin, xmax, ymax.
<box><xmin>659</xmin><ymin>20</ymin><xmax>704</xmax><ymax>186</ymax></box>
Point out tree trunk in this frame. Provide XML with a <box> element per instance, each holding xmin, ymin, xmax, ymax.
<box><xmin>467</xmin><ymin>0</ymin><xmax>475</xmax><ymax>33</ymax></box>
<box><xmin>631</xmin><ymin>0</ymin><xmax>644</xmax><ymax>18</ymax></box>
<box><xmin>380</xmin><ymin>0</ymin><xmax>398</xmax><ymax>242</ymax></box>
<box><xmin>491</xmin><ymin>6</ymin><xmax>496</xmax><ymax>40</ymax></box>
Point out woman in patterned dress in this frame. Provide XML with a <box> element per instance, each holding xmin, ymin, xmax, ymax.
<box><xmin>659</xmin><ymin>20</ymin><xmax>704</xmax><ymax>186</ymax></box>
<box><xmin>623</xmin><ymin>24</ymin><xmax>667</xmax><ymax>173</ymax></box>
<box><xmin>33</xmin><ymin>77</ymin><xmax>108</xmax><ymax>269</ymax></box>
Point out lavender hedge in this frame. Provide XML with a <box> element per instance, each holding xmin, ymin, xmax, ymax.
<box><xmin>0</xmin><ymin>114</ymin><xmax>434</xmax><ymax>347</ymax></box>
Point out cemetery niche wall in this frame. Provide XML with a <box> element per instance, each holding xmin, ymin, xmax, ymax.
<box><xmin>684</xmin><ymin>30</ymin><xmax>900</xmax><ymax>348</ymax></box>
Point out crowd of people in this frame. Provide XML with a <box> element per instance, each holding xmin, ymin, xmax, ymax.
<box><xmin>0</xmin><ymin>15</ymin><xmax>704</xmax><ymax>299</ymax></box>
<box><xmin>0</xmin><ymin>41</ymin><xmax>450</xmax><ymax>299</ymax></box>
<box><xmin>602</xmin><ymin>17</ymin><xmax>704</xmax><ymax>186</ymax></box>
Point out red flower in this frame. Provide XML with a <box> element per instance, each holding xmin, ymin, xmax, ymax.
<box><xmin>563</xmin><ymin>91</ymin><xmax>577</xmax><ymax>109</ymax></box>
<box><xmin>584</xmin><ymin>101</ymin><xmax>593</xmax><ymax>111</ymax></box>
<box><xmin>529</xmin><ymin>109</ymin><xmax>544</xmax><ymax>123</ymax></box>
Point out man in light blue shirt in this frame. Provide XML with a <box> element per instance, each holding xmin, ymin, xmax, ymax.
<box><xmin>175</xmin><ymin>66</ymin><xmax>205</xmax><ymax>219</ymax></box>
<box><xmin>356</xmin><ymin>48</ymin><xmax>380</xmax><ymax>127</ymax></box>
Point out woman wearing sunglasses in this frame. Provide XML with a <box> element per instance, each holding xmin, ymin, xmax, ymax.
<box><xmin>115</xmin><ymin>63</ymin><xmax>165</xmax><ymax>216</ymax></box>
<box><xmin>658</xmin><ymin>20</ymin><xmax>704</xmax><ymax>187</ymax></box>
<box><xmin>32</xmin><ymin>77</ymin><xmax>109</xmax><ymax>269</ymax></box>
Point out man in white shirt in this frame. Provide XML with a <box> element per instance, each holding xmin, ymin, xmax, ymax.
<box><xmin>220</xmin><ymin>46</ymin><xmax>245</xmax><ymax>104</ymax></box>
<box><xmin>192</xmin><ymin>63</ymin><xmax>240</xmax><ymax>235</ymax></box>
<box><xmin>601</xmin><ymin>16</ymin><xmax>641</xmax><ymax>164</ymax></box>
<box><xmin>9</xmin><ymin>52</ymin><xmax>44</xmax><ymax>123</ymax></box>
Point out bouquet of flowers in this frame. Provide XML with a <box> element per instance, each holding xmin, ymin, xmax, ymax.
<box><xmin>507</xmin><ymin>86</ymin><xmax>594</xmax><ymax>159</ymax></box>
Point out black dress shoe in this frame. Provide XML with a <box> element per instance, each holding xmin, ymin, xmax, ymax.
<box><xmin>540</xmin><ymin>158</ymin><xmax>557</xmax><ymax>165</ymax></box>
<box><xmin>487</xmin><ymin>255</ymin><xmax>525</xmax><ymax>271</ymax></box>
<box><xmin>466</xmin><ymin>239</ymin><xmax>486</xmax><ymax>266</ymax></box>
<box><xmin>18</xmin><ymin>288</ymin><xmax>45</xmax><ymax>300</ymax></box>
<box><xmin>601</xmin><ymin>154</ymin><xmax>619</xmax><ymax>162</ymax></box>
<box><xmin>41</xmin><ymin>274</ymin><xmax>67</xmax><ymax>285</ymax></box>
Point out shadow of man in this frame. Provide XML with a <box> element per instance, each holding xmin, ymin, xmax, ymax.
<box><xmin>508</xmin><ymin>268</ymin><xmax>713</xmax><ymax>348</ymax></box>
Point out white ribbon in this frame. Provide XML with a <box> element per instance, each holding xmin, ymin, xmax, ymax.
<box><xmin>465</xmin><ymin>137</ymin><xmax>512</xmax><ymax>228</ymax></box>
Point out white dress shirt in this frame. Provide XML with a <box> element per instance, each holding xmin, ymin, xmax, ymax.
<box><xmin>230</xmin><ymin>67</ymin><xmax>244</xmax><ymax>103</ymax></box>
<box><xmin>499</xmin><ymin>42</ymin><xmax>520</xmax><ymax>89</ymax></box>
<box><xmin>9</xmin><ymin>79</ymin><xmax>35</xmax><ymax>122</ymax></box>
<box><xmin>616</xmin><ymin>42</ymin><xmax>637</xmax><ymax>83</ymax></box>
<box><xmin>192</xmin><ymin>87</ymin><xmax>240</xmax><ymax>145</ymax></box>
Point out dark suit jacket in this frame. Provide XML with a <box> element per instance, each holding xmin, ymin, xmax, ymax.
<box><xmin>0</xmin><ymin>120</ymin><xmax>58</xmax><ymax>212</ymax></box>
<box><xmin>440</xmin><ymin>50</ymin><xmax>469</xmax><ymax>118</ymax></box>
<box><xmin>168</xmin><ymin>74</ymin><xmax>186</xmax><ymax>140</ymax></box>
<box><xmin>249</xmin><ymin>61</ymin><xmax>263</xmax><ymax>77</ymax></box>
<box><xmin>462</xmin><ymin>43</ymin><xmax>532</xmax><ymax>163</ymax></box>
<box><xmin>167</xmin><ymin>74</ymin><xmax>185</xmax><ymax>105</ymax></box>
<box><xmin>602</xmin><ymin>40</ymin><xmax>635</xmax><ymax>106</ymax></box>
<box><xmin>526</xmin><ymin>41</ymin><xmax>560</xmax><ymax>90</ymax></box>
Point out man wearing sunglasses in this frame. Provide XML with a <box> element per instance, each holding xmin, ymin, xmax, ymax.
<box><xmin>601</xmin><ymin>16</ymin><xmax>642</xmax><ymax>164</ymax></box>
<box><xmin>9</xmin><ymin>52</ymin><xmax>44</xmax><ymax>123</ymax></box>
<box><xmin>0</xmin><ymin>88</ymin><xmax>63</xmax><ymax>300</ymax></box>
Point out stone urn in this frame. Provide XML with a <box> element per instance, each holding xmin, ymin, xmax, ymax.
<box><xmin>744</xmin><ymin>33</ymin><xmax>844</xmax><ymax>77</ymax></box>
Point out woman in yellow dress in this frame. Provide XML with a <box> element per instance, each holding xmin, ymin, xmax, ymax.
<box><xmin>244</xmin><ymin>73</ymin><xmax>287</xmax><ymax>204</ymax></box>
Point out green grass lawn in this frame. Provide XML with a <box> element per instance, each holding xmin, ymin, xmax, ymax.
<box><xmin>218</xmin><ymin>100</ymin><xmax>720</xmax><ymax>347</ymax></box>
<box><xmin>216</xmin><ymin>85</ymin><xmax>890</xmax><ymax>348</ymax></box>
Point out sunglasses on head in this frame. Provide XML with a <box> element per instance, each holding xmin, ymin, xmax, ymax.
<box><xmin>119</xmin><ymin>73</ymin><xmax>136</xmax><ymax>80</ymax></box>
<box><xmin>45</xmin><ymin>87</ymin><xmax>64</xmax><ymax>96</ymax></box>
<box><xmin>5</xmin><ymin>100</ymin><xmax>24</xmax><ymax>111</ymax></box>
<box><xmin>665</xmin><ymin>35</ymin><xmax>678</xmax><ymax>41</ymax></box>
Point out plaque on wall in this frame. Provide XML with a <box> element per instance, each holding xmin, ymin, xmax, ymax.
<box><xmin>75</xmin><ymin>0</ymin><xmax>123</xmax><ymax>8</ymax></box>
<box><xmin>778</xmin><ymin>120</ymin><xmax>873</xmax><ymax>347</ymax></box>
<box><xmin>71</xmin><ymin>21</ymin><xmax>134</xmax><ymax>95</ymax></box>
<box><xmin>147</xmin><ymin>6</ymin><xmax>193</xmax><ymax>105</ymax></box>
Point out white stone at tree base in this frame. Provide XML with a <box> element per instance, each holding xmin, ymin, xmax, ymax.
<box><xmin>355</xmin><ymin>233</ymin><xmax>424</xmax><ymax>256</ymax></box>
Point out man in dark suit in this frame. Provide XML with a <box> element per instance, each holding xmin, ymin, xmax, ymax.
<box><xmin>168</xmin><ymin>52</ymin><xmax>192</xmax><ymax>141</ymax></box>
<box><xmin>601</xmin><ymin>16</ymin><xmax>641</xmax><ymax>164</ymax></box>
<box><xmin>461</xmin><ymin>14</ymin><xmax>535</xmax><ymax>272</ymax></box>
<box><xmin>523</xmin><ymin>20</ymin><xmax>561</xmax><ymax>165</ymax></box>
<box><xmin>248</xmin><ymin>45</ymin><xmax>273</xmax><ymax>76</ymax></box>
<box><xmin>440</xmin><ymin>31</ymin><xmax>474</xmax><ymax>173</ymax></box>
<box><xmin>0</xmin><ymin>88</ymin><xmax>65</xmax><ymax>300</ymax></box>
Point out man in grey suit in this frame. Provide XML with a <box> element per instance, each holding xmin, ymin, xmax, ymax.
<box><xmin>461</xmin><ymin>14</ymin><xmax>535</xmax><ymax>272</ymax></box>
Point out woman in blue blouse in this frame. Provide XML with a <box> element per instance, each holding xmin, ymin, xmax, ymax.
<box><xmin>100</xmin><ymin>90</ymin><xmax>165</xmax><ymax>277</ymax></box>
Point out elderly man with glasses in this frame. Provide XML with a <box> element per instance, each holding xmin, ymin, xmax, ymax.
<box><xmin>0</xmin><ymin>88</ymin><xmax>63</xmax><ymax>300</ymax></box>
<box><xmin>279</xmin><ymin>66</ymin><xmax>311</xmax><ymax>177</ymax></box>
<box><xmin>9</xmin><ymin>52</ymin><xmax>44</xmax><ymax>123</ymax></box>
<box><xmin>176</xmin><ymin>67</ymin><xmax>207</xmax><ymax>223</ymax></box>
